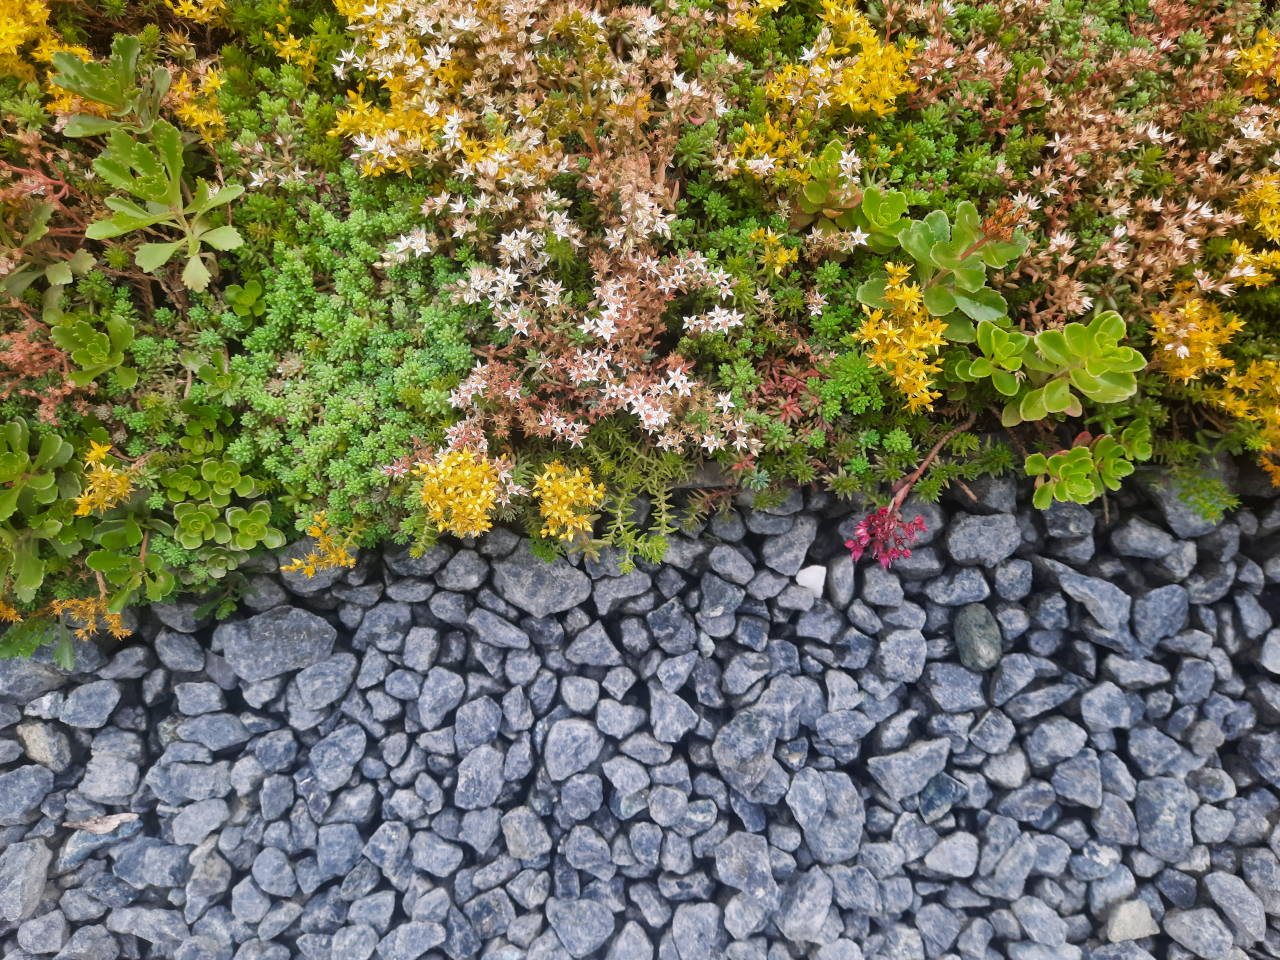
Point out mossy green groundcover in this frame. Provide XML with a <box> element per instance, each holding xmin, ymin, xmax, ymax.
<box><xmin>2</xmin><ymin>0</ymin><xmax>1280</xmax><ymax>650</ymax></box>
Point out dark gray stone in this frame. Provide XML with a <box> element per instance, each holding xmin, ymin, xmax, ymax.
<box><xmin>224</xmin><ymin>607</ymin><xmax>336</xmax><ymax>681</ymax></box>
<box><xmin>492</xmin><ymin>541</ymin><xmax>591</xmax><ymax>617</ymax></box>
<box><xmin>866</xmin><ymin>739</ymin><xmax>950</xmax><ymax>800</ymax></box>
<box><xmin>545</xmin><ymin>719</ymin><xmax>603</xmax><ymax>781</ymax></box>
<box><xmin>0</xmin><ymin>840</ymin><xmax>52</xmax><ymax>921</ymax></box>
<box><xmin>1135</xmin><ymin>777</ymin><xmax>1194</xmax><ymax>863</ymax></box>
<box><xmin>945</xmin><ymin>513</ymin><xmax>1020</xmax><ymax>567</ymax></box>
<box><xmin>0</xmin><ymin>764</ymin><xmax>53</xmax><ymax>825</ymax></box>
<box><xmin>546</xmin><ymin>897</ymin><xmax>614</xmax><ymax>958</ymax></box>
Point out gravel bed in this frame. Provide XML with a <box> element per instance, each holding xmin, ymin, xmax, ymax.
<box><xmin>3</xmin><ymin>471</ymin><xmax>1280</xmax><ymax>960</ymax></box>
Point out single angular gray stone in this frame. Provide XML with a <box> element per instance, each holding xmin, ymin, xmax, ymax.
<box><xmin>650</xmin><ymin>687</ymin><xmax>697</xmax><ymax>743</ymax></box>
<box><xmin>1135</xmin><ymin>777</ymin><xmax>1194</xmax><ymax>863</ymax></box>
<box><xmin>317</xmin><ymin>822</ymin><xmax>364</xmax><ymax>879</ymax></box>
<box><xmin>1203</xmin><ymin>872</ymin><xmax>1265</xmax><ymax>943</ymax></box>
<box><xmin>712</xmin><ymin>710</ymin><xmax>781</xmax><ymax>796</ymax></box>
<box><xmin>565</xmin><ymin>622</ymin><xmax>621</xmax><ymax>665</ymax></box>
<box><xmin>922</xmin><ymin>663</ymin><xmax>986</xmax><ymax>712</ymax></box>
<box><xmin>378</xmin><ymin>921</ymin><xmax>445</xmax><ymax>960</ymax></box>
<box><xmin>0</xmin><ymin>657</ymin><xmax>65</xmax><ymax>704</ymax></box>
<box><xmin>454</xmin><ymin>744</ymin><xmax>504</xmax><ymax>809</ymax></box>
<box><xmin>310</xmin><ymin>724</ymin><xmax>366</xmax><ymax>791</ymax></box>
<box><xmin>775</xmin><ymin>868</ymin><xmax>832</xmax><ymax>943</ymax></box>
<box><xmin>946</xmin><ymin>513</ymin><xmax>1020</xmax><ymax>567</ymax></box>
<box><xmin>295</xmin><ymin>653</ymin><xmax>357</xmax><ymax>711</ymax></box>
<box><xmin>410</xmin><ymin>831</ymin><xmax>463</xmax><ymax>877</ymax></box>
<box><xmin>672</xmin><ymin>903</ymin><xmax>723</xmax><ymax>960</ymax></box>
<box><xmin>252</xmin><ymin>847</ymin><xmax>298</xmax><ymax>898</ymax></box>
<box><xmin>1132</xmin><ymin>585</ymin><xmax>1188</xmax><ymax>646</ymax></box>
<box><xmin>177</xmin><ymin>712</ymin><xmax>249</xmax><ymax>752</ymax></box>
<box><xmin>78</xmin><ymin>755</ymin><xmax>138</xmax><ymax>804</ymax></box>
<box><xmin>501</xmin><ymin>807</ymin><xmax>551</xmax><ymax>860</ymax></box>
<box><xmin>59</xmin><ymin>681</ymin><xmax>120</xmax><ymax>728</ymax></box>
<box><xmin>384</xmin><ymin>541</ymin><xmax>453</xmax><ymax>578</ymax></box>
<box><xmin>417</xmin><ymin>668</ymin><xmax>465</xmax><ymax>730</ymax></box>
<box><xmin>715</xmin><ymin>832</ymin><xmax>779</xmax><ymax>909</ymax></box>
<box><xmin>0</xmin><ymin>764</ymin><xmax>53</xmax><ymax>825</ymax></box>
<box><xmin>1012</xmin><ymin>895</ymin><xmax>1066</xmax><ymax>946</ymax></box>
<box><xmin>332</xmin><ymin>925</ymin><xmax>378</xmax><ymax>960</ymax></box>
<box><xmin>762</xmin><ymin>515</ymin><xmax>818</xmax><ymax>576</ymax></box>
<box><xmin>224</xmin><ymin>607</ymin><xmax>336</xmax><ymax>681</ymax></box>
<box><xmin>1164</xmin><ymin>908</ymin><xmax>1234</xmax><ymax>959</ymax></box>
<box><xmin>103</xmin><ymin>909</ymin><xmax>187</xmax><ymax>951</ymax></box>
<box><xmin>923</xmin><ymin>831</ymin><xmax>978</xmax><ymax>877</ymax></box>
<box><xmin>709</xmin><ymin>546</ymin><xmax>754</xmax><ymax>586</ymax></box>
<box><xmin>492</xmin><ymin>541</ymin><xmax>591</xmax><ymax>617</ymax></box>
<box><xmin>155</xmin><ymin>630</ymin><xmax>206</xmax><ymax>672</ymax></box>
<box><xmin>546</xmin><ymin>897</ymin><xmax>614</xmax><ymax>958</ymax></box>
<box><xmin>171</xmin><ymin>798</ymin><xmax>229</xmax><ymax>846</ymax></box>
<box><xmin>545</xmin><ymin>719</ymin><xmax>604</xmax><ymax>780</ymax></box>
<box><xmin>646</xmin><ymin>599</ymin><xmax>697</xmax><ymax>655</ymax></box>
<box><xmin>1111</xmin><ymin>517</ymin><xmax>1177</xmax><ymax>558</ymax></box>
<box><xmin>606</xmin><ymin>921</ymin><xmax>653</xmax><ymax>960</ymax></box>
<box><xmin>0</xmin><ymin>840</ymin><xmax>52</xmax><ymax>921</ymax></box>
<box><xmin>466</xmin><ymin>608</ymin><xmax>530</xmax><ymax>650</ymax></box>
<box><xmin>874</xmin><ymin>628</ymin><xmax>926</xmax><ymax>682</ymax></box>
<box><xmin>52</xmin><ymin>924</ymin><xmax>118</xmax><ymax>960</ymax></box>
<box><xmin>866</xmin><ymin>739</ymin><xmax>950</xmax><ymax>800</ymax></box>
<box><xmin>1060</xmin><ymin>570</ymin><xmax>1132</xmax><ymax>631</ymax></box>
<box><xmin>352</xmin><ymin>600</ymin><xmax>412</xmax><ymax>649</ymax></box>
<box><xmin>174</xmin><ymin>682</ymin><xmax>225</xmax><ymax>716</ymax></box>
<box><xmin>925</xmin><ymin>567</ymin><xmax>990</xmax><ymax>606</ymax></box>
<box><xmin>862</xmin><ymin>565</ymin><xmax>904</xmax><ymax>606</ymax></box>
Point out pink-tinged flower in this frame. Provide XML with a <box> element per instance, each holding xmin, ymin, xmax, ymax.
<box><xmin>845</xmin><ymin>507</ymin><xmax>928</xmax><ymax>569</ymax></box>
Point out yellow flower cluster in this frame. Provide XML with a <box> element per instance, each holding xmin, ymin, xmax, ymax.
<box><xmin>1238</xmin><ymin>173</ymin><xmax>1280</xmax><ymax>242</ymax></box>
<box><xmin>1236</xmin><ymin>28</ymin><xmax>1279</xmax><ymax>99</ymax></box>
<box><xmin>854</xmin><ymin>263</ymin><xmax>947</xmax><ymax>412</ymax></box>
<box><xmin>1230</xmin><ymin>239</ymin><xmax>1280</xmax><ymax>287</ymax></box>
<box><xmin>1150</xmin><ymin>298</ymin><xmax>1245</xmax><ymax>383</ymax></box>
<box><xmin>73</xmin><ymin>443</ymin><xmax>134</xmax><ymax>517</ymax></box>
<box><xmin>328</xmin><ymin>0</ymin><xmax>475</xmax><ymax>176</ymax></box>
<box><xmin>170</xmin><ymin>68</ymin><xmax>225</xmax><ymax>143</ymax></box>
<box><xmin>267</xmin><ymin>18</ymin><xmax>322</xmax><ymax>85</ymax></box>
<box><xmin>417</xmin><ymin>449</ymin><xmax>499</xmax><ymax>538</ymax></box>
<box><xmin>1201</xmin><ymin>360</ymin><xmax>1280</xmax><ymax>484</ymax></box>
<box><xmin>749</xmin><ymin>227</ymin><xmax>799</xmax><ymax>274</ymax></box>
<box><xmin>738</xmin><ymin>0</ymin><xmax>914</xmax><ymax>182</ymax></box>
<box><xmin>281</xmin><ymin>512</ymin><xmax>359</xmax><ymax>577</ymax></box>
<box><xmin>0</xmin><ymin>0</ymin><xmax>88</xmax><ymax>84</ymax></box>
<box><xmin>164</xmin><ymin>0</ymin><xmax>228</xmax><ymax>25</ymax></box>
<box><xmin>534</xmin><ymin>461</ymin><xmax>605</xmax><ymax>541</ymax></box>
<box><xmin>48</xmin><ymin>597</ymin><xmax>131</xmax><ymax>641</ymax></box>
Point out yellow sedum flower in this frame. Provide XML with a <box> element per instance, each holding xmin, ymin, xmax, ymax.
<box><xmin>164</xmin><ymin>0</ymin><xmax>228</xmax><ymax>25</ymax></box>
<box><xmin>737</xmin><ymin>0</ymin><xmax>914</xmax><ymax>183</ymax></box>
<box><xmin>417</xmin><ymin>449</ymin><xmax>500</xmax><ymax>539</ymax></box>
<box><xmin>281</xmin><ymin>512</ymin><xmax>359</xmax><ymax>578</ymax></box>
<box><xmin>533</xmin><ymin>461</ymin><xmax>605</xmax><ymax>541</ymax></box>
<box><xmin>1238</xmin><ymin>173</ymin><xmax>1280</xmax><ymax>243</ymax></box>
<box><xmin>854</xmin><ymin>263</ymin><xmax>947</xmax><ymax>412</ymax></box>
<box><xmin>1150</xmin><ymin>299</ymin><xmax>1245</xmax><ymax>383</ymax></box>
<box><xmin>0</xmin><ymin>0</ymin><xmax>89</xmax><ymax>85</ymax></box>
<box><xmin>1236</xmin><ymin>28</ymin><xmax>1279</xmax><ymax>99</ymax></box>
<box><xmin>170</xmin><ymin>68</ymin><xmax>226</xmax><ymax>143</ymax></box>
<box><xmin>1230</xmin><ymin>239</ymin><xmax>1280</xmax><ymax>288</ymax></box>
<box><xmin>73</xmin><ymin>445</ymin><xmax>134</xmax><ymax>516</ymax></box>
